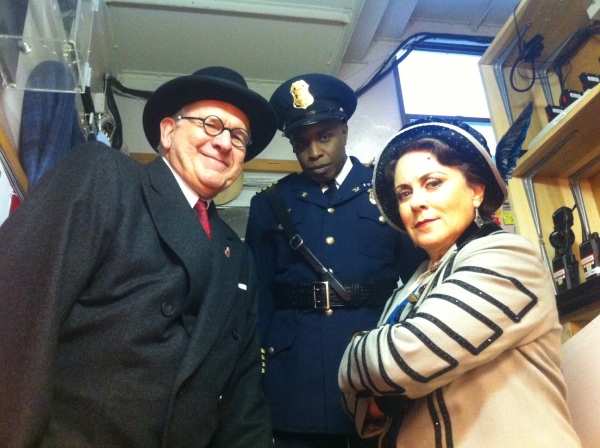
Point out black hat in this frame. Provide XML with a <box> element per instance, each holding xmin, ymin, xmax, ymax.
<box><xmin>373</xmin><ymin>117</ymin><xmax>508</xmax><ymax>232</ymax></box>
<box><xmin>143</xmin><ymin>66</ymin><xmax>277</xmax><ymax>161</ymax></box>
<box><xmin>269</xmin><ymin>74</ymin><xmax>357</xmax><ymax>136</ymax></box>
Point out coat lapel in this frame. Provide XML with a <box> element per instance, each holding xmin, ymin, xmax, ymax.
<box><xmin>143</xmin><ymin>158</ymin><xmax>243</xmax><ymax>383</ymax></box>
<box><xmin>142</xmin><ymin>157</ymin><xmax>212</xmax><ymax>305</ymax></box>
<box><xmin>290</xmin><ymin>157</ymin><xmax>374</xmax><ymax>207</ymax></box>
<box><xmin>335</xmin><ymin>157</ymin><xmax>374</xmax><ymax>204</ymax></box>
<box><xmin>175</xmin><ymin>206</ymin><xmax>244</xmax><ymax>384</ymax></box>
<box><xmin>291</xmin><ymin>172</ymin><xmax>326</xmax><ymax>207</ymax></box>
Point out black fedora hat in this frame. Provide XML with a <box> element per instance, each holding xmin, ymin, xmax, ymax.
<box><xmin>269</xmin><ymin>74</ymin><xmax>357</xmax><ymax>136</ymax></box>
<box><xmin>143</xmin><ymin>66</ymin><xmax>277</xmax><ymax>161</ymax></box>
<box><xmin>373</xmin><ymin>117</ymin><xmax>508</xmax><ymax>232</ymax></box>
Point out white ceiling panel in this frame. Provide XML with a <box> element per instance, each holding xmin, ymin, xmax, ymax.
<box><xmin>105</xmin><ymin>0</ymin><xmax>365</xmax><ymax>89</ymax></box>
<box><xmin>100</xmin><ymin>0</ymin><xmax>520</xmax><ymax>91</ymax></box>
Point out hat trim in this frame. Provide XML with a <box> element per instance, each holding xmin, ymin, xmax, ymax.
<box><xmin>282</xmin><ymin>108</ymin><xmax>347</xmax><ymax>136</ymax></box>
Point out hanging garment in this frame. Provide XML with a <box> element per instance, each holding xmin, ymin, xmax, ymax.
<box><xmin>18</xmin><ymin>60</ymin><xmax>85</xmax><ymax>186</ymax></box>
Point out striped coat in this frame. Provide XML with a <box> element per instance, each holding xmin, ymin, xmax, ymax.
<box><xmin>338</xmin><ymin>222</ymin><xmax>581</xmax><ymax>448</ymax></box>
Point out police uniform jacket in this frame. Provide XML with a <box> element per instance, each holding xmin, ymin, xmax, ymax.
<box><xmin>0</xmin><ymin>143</ymin><xmax>271</xmax><ymax>448</ymax></box>
<box><xmin>245</xmin><ymin>157</ymin><xmax>426</xmax><ymax>434</ymax></box>
<box><xmin>339</xmin><ymin>222</ymin><xmax>581</xmax><ymax>447</ymax></box>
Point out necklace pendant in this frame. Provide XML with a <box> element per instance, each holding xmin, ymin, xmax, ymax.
<box><xmin>429</xmin><ymin>261</ymin><xmax>441</xmax><ymax>273</ymax></box>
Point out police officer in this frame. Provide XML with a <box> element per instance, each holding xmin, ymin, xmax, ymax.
<box><xmin>244</xmin><ymin>74</ymin><xmax>427</xmax><ymax>448</ymax></box>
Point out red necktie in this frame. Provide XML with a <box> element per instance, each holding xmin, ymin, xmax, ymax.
<box><xmin>194</xmin><ymin>200</ymin><xmax>213</xmax><ymax>241</ymax></box>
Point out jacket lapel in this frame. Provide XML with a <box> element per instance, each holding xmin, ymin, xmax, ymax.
<box><xmin>291</xmin><ymin>172</ymin><xmax>326</xmax><ymax>207</ymax></box>
<box><xmin>290</xmin><ymin>157</ymin><xmax>374</xmax><ymax>207</ymax></box>
<box><xmin>142</xmin><ymin>157</ymin><xmax>212</xmax><ymax>304</ymax></box>
<box><xmin>175</xmin><ymin>207</ymin><xmax>243</xmax><ymax>383</ymax></box>
<box><xmin>335</xmin><ymin>157</ymin><xmax>374</xmax><ymax>204</ymax></box>
<box><xmin>144</xmin><ymin>159</ymin><xmax>244</xmax><ymax>383</ymax></box>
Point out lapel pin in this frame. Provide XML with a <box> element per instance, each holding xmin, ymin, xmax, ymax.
<box><xmin>225</xmin><ymin>247</ymin><xmax>231</xmax><ymax>258</ymax></box>
<box><xmin>352</xmin><ymin>187</ymin><xmax>360</xmax><ymax>192</ymax></box>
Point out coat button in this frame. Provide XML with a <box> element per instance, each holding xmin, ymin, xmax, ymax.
<box><xmin>232</xmin><ymin>327</ymin><xmax>240</xmax><ymax>340</ymax></box>
<box><xmin>161</xmin><ymin>302</ymin><xmax>174</xmax><ymax>317</ymax></box>
<box><xmin>379</xmin><ymin>215</ymin><xmax>386</xmax><ymax>222</ymax></box>
<box><xmin>326</xmin><ymin>237</ymin><xmax>335</xmax><ymax>245</ymax></box>
<box><xmin>327</xmin><ymin>207</ymin><xmax>335</xmax><ymax>213</ymax></box>
<box><xmin>268</xmin><ymin>347</ymin><xmax>275</xmax><ymax>355</ymax></box>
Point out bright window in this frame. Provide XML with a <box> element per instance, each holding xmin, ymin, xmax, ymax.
<box><xmin>396</xmin><ymin>41</ymin><xmax>496</xmax><ymax>153</ymax></box>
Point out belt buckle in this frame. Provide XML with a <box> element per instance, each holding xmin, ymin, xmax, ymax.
<box><xmin>312</xmin><ymin>281</ymin><xmax>331</xmax><ymax>311</ymax></box>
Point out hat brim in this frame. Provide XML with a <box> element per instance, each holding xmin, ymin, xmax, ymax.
<box><xmin>213</xmin><ymin>171</ymin><xmax>244</xmax><ymax>205</ymax></box>
<box><xmin>373</xmin><ymin>122</ymin><xmax>508</xmax><ymax>232</ymax></box>
<box><xmin>143</xmin><ymin>75</ymin><xmax>277</xmax><ymax>161</ymax></box>
<box><xmin>283</xmin><ymin>112</ymin><xmax>348</xmax><ymax>137</ymax></box>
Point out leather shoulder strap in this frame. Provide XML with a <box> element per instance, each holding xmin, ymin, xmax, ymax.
<box><xmin>264</xmin><ymin>186</ymin><xmax>350</xmax><ymax>301</ymax></box>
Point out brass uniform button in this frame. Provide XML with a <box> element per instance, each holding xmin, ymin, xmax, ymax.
<box><xmin>324</xmin><ymin>309</ymin><xmax>333</xmax><ymax>316</ymax></box>
<box><xmin>326</xmin><ymin>237</ymin><xmax>335</xmax><ymax>245</ymax></box>
<box><xmin>379</xmin><ymin>215</ymin><xmax>386</xmax><ymax>222</ymax></box>
<box><xmin>278</xmin><ymin>224</ymin><xmax>283</xmax><ymax>230</ymax></box>
<box><xmin>327</xmin><ymin>207</ymin><xmax>335</xmax><ymax>213</ymax></box>
<box><xmin>268</xmin><ymin>347</ymin><xmax>275</xmax><ymax>355</ymax></box>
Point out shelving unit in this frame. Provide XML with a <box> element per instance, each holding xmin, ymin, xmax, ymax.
<box><xmin>0</xmin><ymin>0</ymin><xmax>98</xmax><ymax>93</ymax></box>
<box><xmin>480</xmin><ymin>0</ymin><xmax>600</xmax><ymax>321</ymax></box>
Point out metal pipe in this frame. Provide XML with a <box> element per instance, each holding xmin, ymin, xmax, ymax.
<box><xmin>520</xmin><ymin>131</ymin><xmax>578</xmax><ymax>293</ymax></box>
<box><xmin>492</xmin><ymin>23</ymin><xmax>530</xmax><ymax>124</ymax></box>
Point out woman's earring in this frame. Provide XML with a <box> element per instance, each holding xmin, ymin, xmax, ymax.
<box><xmin>474</xmin><ymin>207</ymin><xmax>484</xmax><ymax>227</ymax></box>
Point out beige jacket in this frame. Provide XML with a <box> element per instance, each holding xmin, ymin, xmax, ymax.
<box><xmin>338</xmin><ymin>226</ymin><xmax>581</xmax><ymax>447</ymax></box>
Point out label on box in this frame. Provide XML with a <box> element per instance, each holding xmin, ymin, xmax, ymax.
<box><xmin>581</xmin><ymin>254</ymin><xmax>600</xmax><ymax>277</ymax></box>
<box><xmin>553</xmin><ymin>268</ymin><xmax>566</xmax><ymax>285</ymax></box>
<box><xmin>503</xmin><ymin>211</ymin><xmax>514</xmax><ymax>225</ymax></box>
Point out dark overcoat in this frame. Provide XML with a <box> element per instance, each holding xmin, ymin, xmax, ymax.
<box><xmin>244</xmin><ymin>157</ymin><xmax>426</xmax><ymax>434</ymax></box>
<box><xmin>0</xmin><ymin>142</ymin><xmax>271</xmax><ymax>447</ymax></box>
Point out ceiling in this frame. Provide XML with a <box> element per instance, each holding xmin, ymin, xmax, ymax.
<box><xmin>102</xmin><ymin>0</ymin><xmax>522</xmax><ymax>91</ymax></box>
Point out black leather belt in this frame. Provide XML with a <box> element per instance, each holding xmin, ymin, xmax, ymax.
<box><xmin>275</xmin><ymin>282</ymin><xmax>397</xmax><ymax>310</ymax></box>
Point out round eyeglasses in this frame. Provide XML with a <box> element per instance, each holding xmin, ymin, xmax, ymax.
<box><xmin>176</xmin><ymin>115</ymin><xmax>252</xmax><ymax>149</ymax></box>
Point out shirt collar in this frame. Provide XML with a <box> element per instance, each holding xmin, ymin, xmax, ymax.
<box><xmin>332</xmin><ymin>156</ymin><xmax>353</xmax><ymax>187</ymax></box>
<box><xmin>161</xmin><ymin>157</ymin><xmax>212</xmax><ymax>208</ymax></box>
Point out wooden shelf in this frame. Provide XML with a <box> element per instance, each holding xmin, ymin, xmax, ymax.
<box><xmin>514</xmin><ymin>83</ymin><xmax>600</xmax><ymax>178</ymax></box>
<box><xmin>480</xmin><ymin>0</ymin><xmax>600</xmax><ymax>321</ymax></box>
<box><xmin>557</xmin><ymin>275</ymin><xmax>600</xmax><ymax>320</ymax></box>
<box><xmin>480</xmin><ymin>0</ymin><xmax>591</xmax><ymax>69</ymax></box>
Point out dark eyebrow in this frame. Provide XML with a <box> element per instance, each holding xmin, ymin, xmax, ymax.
<box><xmin>395</xmin><ymin>171</ymin><xmax>447</xmax><ymax>189</ymax></box>
<box><xmin>315</xmin><ymin>125</ymin><xmax>337</xmax><ymax>136</ymax></box>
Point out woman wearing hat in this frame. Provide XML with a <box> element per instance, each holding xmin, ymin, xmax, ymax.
<box><xmin>338</xmin><ymin>117</ymin><xmax>581</xmax><ymax>447</ymax></box>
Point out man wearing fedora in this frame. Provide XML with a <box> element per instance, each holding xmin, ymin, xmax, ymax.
<box><xmin>245</xmin><ymin>74</ymin><xmax>426</xmax><ymax>447</ymax></box>
<box><xmin>0</xmin><ymin>67</ymin><xmax>277</xmax><ymax>447</ymax></box>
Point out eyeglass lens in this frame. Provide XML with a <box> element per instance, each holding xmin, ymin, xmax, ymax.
<box><xmin>201</xmin><ymin>115</ymin><xmax>250</xmax><ymax>148</ymax></box>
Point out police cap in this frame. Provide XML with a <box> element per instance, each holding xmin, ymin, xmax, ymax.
<box><xmin>269</xmin><ymin>74</ymin><xmax>357</xmax><ymax>137</ymax></box>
